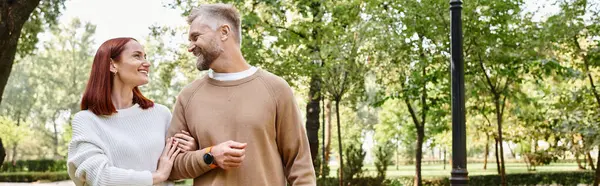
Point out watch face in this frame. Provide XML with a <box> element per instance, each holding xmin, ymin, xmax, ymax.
<box><xmin>203</xmin><ymin>153</ymin><xmax>214</xmax><ymax>164</ymax></box>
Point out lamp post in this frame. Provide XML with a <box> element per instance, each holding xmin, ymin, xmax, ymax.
<box><xmin>449</xmin><ymin>0</ymin><xmax>468</xmax><ymax>185</ymax></box>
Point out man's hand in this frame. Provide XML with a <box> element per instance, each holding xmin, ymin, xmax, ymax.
<box><xmin>211</xmin><ymin>140</ymin><xmax>247</xmax><ymax>170</ymax></box>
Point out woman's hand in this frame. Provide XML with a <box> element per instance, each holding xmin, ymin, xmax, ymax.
<box><xmin>152</xmin><ymin>137</ymin><xmax>180</xmax><ymax>184</ymax></box>
<box><xmin>174</xmin><ymin>130</ymin><xmax>198</xmax><ymax>152</ymax></box>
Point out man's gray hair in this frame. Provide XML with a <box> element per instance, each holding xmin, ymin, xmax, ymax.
<box><xmin>187</xmin><ymin>4</ymin><xmax>242</xmax><ymax>45</ymax></box>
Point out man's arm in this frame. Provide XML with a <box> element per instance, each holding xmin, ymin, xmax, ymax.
<box><xmin>275</xmin><ymin>81</ymin><xmax>317</xmax><ymax>185</ymax></box>
<box><xmin>167</xmin><ymin>95</ymin><xmax>213</xmax><ymax>180</ymax></box>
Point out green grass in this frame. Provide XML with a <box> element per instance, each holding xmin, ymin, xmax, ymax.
<box><xmin>326</xmin><ymin>162</ymin><xmax>580</xmax><ymax>178</ymax></box>
<box><xmin>174</xmin><ymin>162</ymin><xmax>581</xmax><ymax>185</ymax></box>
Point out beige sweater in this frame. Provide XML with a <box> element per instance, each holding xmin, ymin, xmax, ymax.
<box><xmin>166</xmin><ymin>69</ymin><xmax>316</xmax><ymax>186</ymax></box>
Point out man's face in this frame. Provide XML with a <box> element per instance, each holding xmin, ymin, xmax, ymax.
<box><xmin>187</xmin><ymin>18</ymin><xmax>224</xmax><ymax>71</ymax></box>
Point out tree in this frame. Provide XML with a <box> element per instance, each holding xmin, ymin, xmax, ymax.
<box><xmin>367</xmin><ymin>0</ymin><xmax>450</xmax><ymax>185</ymax></box>
<box><xmin>0</xmin><ymin>0</ymin><xmax>66</xmax><ymax>165</ymax></box>
<box><xmin>0</xmin><ymin>49</ymin><xmax>36</xmax><ymax>162</ymax></box>
<box><xmin>461</xmin><ymin>0</ymin><xmax>548</xmax><ymax>184</ymax></box>
<box><xmin>142</xmin><ymin>25</ymin><xmax>200</xmax><ymax>109</ymax></box>
<box><xmin>314</xmin><ymin>1</ymin><xmax>367</xmax><ymax>184</ymax></box>
<box><xmin>0</xmin><ymin>0</ymin><xmax>65</xmax><ymax>106</ymax></box>
<box><xmin>0</xmin><ymin>116</ymin><xmax>30</xmax><ymax>162</ymax></box>
<box><xmin>467</xmin><ymin>93</ymin><xmax>495</xmax><ymax>171</ymax></box>
<box><xmin>543</xmin><ymin>0</ymin><xmax>600</xmax><ymax>183</ymax></box>
<box><xmin>0</xmin><ymin>18</ymin><xmax>95</xmax><ymax>160</ymax></box>
<box><xmin>35</xmin><ymin>19</ymin><xmax>95</xmax><ymax>158</ymax></box>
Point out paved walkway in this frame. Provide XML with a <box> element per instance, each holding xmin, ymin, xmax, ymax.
<box><xmin>0</xmin><ymin>181</ymin><xmax>74</xmax><ymax>186</ymax></box>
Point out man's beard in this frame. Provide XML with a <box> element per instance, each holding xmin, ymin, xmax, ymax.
<box><xmin>194</xmin><ymin>39</ymin><xmax>223</xmax><ymax>71</ymax></box>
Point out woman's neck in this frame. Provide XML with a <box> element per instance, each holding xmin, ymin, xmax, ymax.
<box><xmin>111</xmin><ymin>80</ymin><xmax>134</xmax><ymax>110</ymax></box>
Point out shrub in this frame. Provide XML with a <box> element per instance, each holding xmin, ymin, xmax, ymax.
<box><xmin>470</xmin><ymin>171</ymin><xmax>593</xmax><ymax>186</ymax></box>
<box><xmin>0</xmin><ymin>172</ymin><xmax>70</xmax><ymax>182</ymax></box>
<box><xmin>523</xmin><ymin>151</ymin><xmax>558</xmax><ymax>171</ymax></box>
<box><xmin>1</xmin><ymin>159</ymin><xmax>67</xmax><ymax>172</ymax></box>
<box><xmin>316</xmin><ymin>171</ymin><xmax>592</xmax><ymax>186</ymax></box>
<box><xmin>374</xmin><ymin>141</ymin><xmax>394</xmax><ymax>185</ymax></box>
<box><xmin>343</xmin><ymin>142</ymin><xmax>366</xmax><ymax>185</ymax></box>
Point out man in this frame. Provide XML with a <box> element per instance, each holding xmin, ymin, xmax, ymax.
<box><xmin>166</xmin><ymin>3</ymin><xmax>316</xmax><ymax>186</ymax></box>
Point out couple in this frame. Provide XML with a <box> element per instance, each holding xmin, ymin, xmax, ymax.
<box><xmin>67</xmin><ymin>3</ymin><xmax>316</xmax><ymax>186</ymax></box>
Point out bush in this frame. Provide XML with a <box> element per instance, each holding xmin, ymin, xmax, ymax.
<box><xmin>317</xmin><ymin>171</ymin><xmax>592</xmax><ymax>186</ymax></box>
<box><xmin>0</xmin><ymin>172</ymin><xmax>70</xmax><ymax>182</ymax></box>
<box><xmin>523</xmin><ymin>151</ymin><xmax>558</xmax><ymax>171</ymax></box>
<box><xmin>374</xmin><ymin>141</ymin><xmax>394</xmax><ymax>185</ymax></box>
<box><xmin>343</xmin><ymin>142</ymin><xmax>366</xmax><ymax>185</ymax></box>
<box><xmin>1</xmin><ymin>159</ymin><xmax>67</xmax><ymax>172</ymax></box>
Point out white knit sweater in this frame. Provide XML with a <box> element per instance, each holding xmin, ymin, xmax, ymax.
<box><xmin>67</xmin><ymin>103</ymin><xmax>172</xmax><ymax>186</ymax></box>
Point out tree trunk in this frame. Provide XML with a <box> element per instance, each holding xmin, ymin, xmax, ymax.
<box><xmin>438</xmin><ymin>147</ymin><xmax>442</xmax><ymax>161</ymax></box>
<box><xmin>325</xmin><ymin>100</ymin><xmax>332</xmax><ymax>164</ymax></box>
<box><xmin>443</xmin><ymin>148</ymin><xmax>446</xmax><ymax>170</ymax></box>
<box><xmin>404</xmin><ymin>93</ymin><xmax>425</xmax><ymax>186</ymax></box>
<box><xmin>414</xmin><ymin>126</ymin><xmax>424</xmax><ymax>186</ymax></box>
<box><xmin>396</xmin><ymin>139</ymin><xmax>400</xmax><ymax>170</ymax></box>
<box><xmin>576</xmin><ymin>151</ymin><xmax>585</xmax><ymax>170</ymax></box>
<box><xmin>0</xmin><ymin>138</ymin><xmax>5</xmax><ymax>165</ymax></box>
<box><xmin>588</xmin><ymin>151</ymin><xmax>595</xmax><ymax>170</ymax></box>
<box><xmin>507</xmin><ymin>143</ymin><xmax>516</xmax><ymax>159</ymax></box>
<box><xmin>574</xmin><ymin>137</ymin><xmax>585</xmax><ymax>169</ymax></box>
<box><xmin>335</xmin><ymin>100</ymin><xmax>344</xmax><ymax>186</ymax></box>
<box><xmin>494</xmin><ymin>94</ymin><xmax>507</xmax><ymax>186</ymax></box>
<box><xmin>594</xmin><ymin>146</ymin><xmax>600</xmax><ymax>186</ymax></box>
<box><xmin>305</xmin><ymin>0</ymin><xmax>324</xmax><ymax>170</ymax></box>
<box><xmin>320</xmin><ymin>96</ymin><xmax>326</xmax><ymax>177</ymax></box>
<box><xmin>0</xmin><ymin>0</ymin><xmax>41</xmax><ymax>105</ymax></box>
<box><xmin>404</xmin><ymin>97</ymin><xmax>423</xmax><ymax>186</ymax></box>
<box><xmin>306</xmin><ymin>75</ymin><xmax>321</xmax><ymax>167</ymax></box>
<box><xmin>0</xmin><ymin>138</ymin><xmax>5</xmax><ymax>166</ymax></box>
<box><xmin>484</xmin><ymin>133</ymin><xmax>489</xmax><ymax>170</ymax></box>
<box><xmin>495</xmin><ymin>137</ymin><xmax>501</xmax><ymax>175</ymax></box>
<box><xmin>53</xmin><ymin>120</ymin><xmax>60</xmax><ymax>158</ymax></box>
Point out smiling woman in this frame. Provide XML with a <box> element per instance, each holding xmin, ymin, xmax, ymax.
<box><xmin>80</xmin><ymin>37</ymin><xmax>153</xmax><ymax>116</ymax></box>
<box><xmin>66</xmin><ymin>37</ymin><xmax>199</xmax><ymax>186</ymax></box>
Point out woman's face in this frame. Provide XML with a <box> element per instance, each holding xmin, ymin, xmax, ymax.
<box><xmin>111</xmin><ymin>40</ymin><xmax>150</xmax><ymax>87</ymax></box>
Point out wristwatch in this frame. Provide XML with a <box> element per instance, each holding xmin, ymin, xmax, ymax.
<box><xmin>203</xmin><ymin>146</ymin><xmax>218</xmax><ymax>169</ymax></box>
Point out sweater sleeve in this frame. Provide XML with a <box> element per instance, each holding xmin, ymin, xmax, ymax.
<box><xmin>67</xmin><ymin>113</ymin><xmax>153</xmax><ymax>186</ymax></box>
<box><xmin>166</xmin><ymin>94</ymin><xmax>213</xmax><ymax>180</ymax></box>
<box><xmin>273</xmin><ymin>80</ymin><xmax>317</xmax><ymax>186</ymax></box>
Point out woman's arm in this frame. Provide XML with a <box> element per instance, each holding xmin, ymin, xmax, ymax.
<box><xmin>67</xmin><ymin>113</ymin><xmax>180</xmax><ymax>186</ymax></box>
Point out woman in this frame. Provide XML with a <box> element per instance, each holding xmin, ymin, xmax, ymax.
<box><xmin>67</xmin><ymin>37</ymin><xmax>196</xmax><ymax>186</ymax></box>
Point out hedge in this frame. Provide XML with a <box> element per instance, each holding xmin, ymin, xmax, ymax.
<box><xmin>1</xmin><ymin>159</ymin><xmax>67</xmax><ymax>172</ymax></box>
<box><xmin>470</xmin><ymin>171</ymin><xmax>593</xmax><ymax>186</ymax></box>
<box><xmin>317</xmin><ymin>171</ymin><xmax>593</xmax><ymax>186</ymax></box>
<box><xmin>0</xmin><ymin>172</ymin><xmax>70</xmax><ymax>182</ymax></box>
<box><xmin>0</xmin><ymin>170</ymin><xmax>592</xmax><ymax>185</ymax></box>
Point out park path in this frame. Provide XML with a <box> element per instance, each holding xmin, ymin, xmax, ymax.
<box><xmin>0</xmin><ymin>181</ymin><xmax>74</xmax><ymax>186</ymax></box>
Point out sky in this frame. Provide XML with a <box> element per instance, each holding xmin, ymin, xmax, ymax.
<box><xmin>56</xmin><ymin>0</ymin><xmax>186</xmax><ymax>48</ymax></box>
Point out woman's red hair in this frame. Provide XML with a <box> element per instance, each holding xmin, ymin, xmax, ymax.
<box><xmin>81</xmin><ymin>37</ymin><xmax>154</xmax><ymax>115</ymax></box>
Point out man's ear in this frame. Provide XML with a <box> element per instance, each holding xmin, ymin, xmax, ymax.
<box><xmin>219</xmin><ymin>24</ymin><xmax>231</xmax><ymax>41</ymax></box>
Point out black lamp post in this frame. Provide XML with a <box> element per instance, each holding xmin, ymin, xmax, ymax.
<box><xmin>449</xmin><ymin>0</ymin><xmax>468</xmax><ymax>185</ymax></box>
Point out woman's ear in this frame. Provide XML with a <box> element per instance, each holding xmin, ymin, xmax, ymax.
<box><xmin>110</xmin><ymin>59</ymin><xmax>118</xmax><ymax>74</ymax></box>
